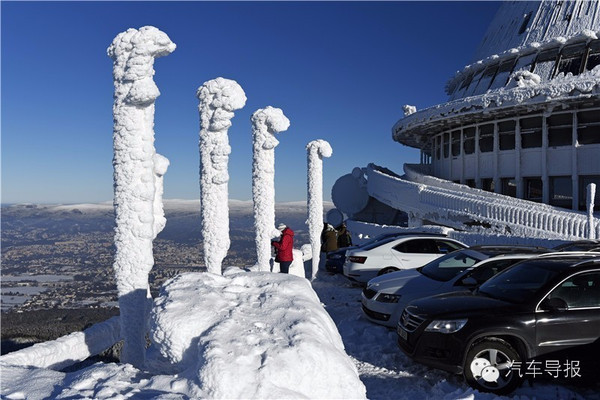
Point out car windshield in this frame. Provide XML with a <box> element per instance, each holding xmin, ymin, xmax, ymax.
<box><xmin>418</xmin><ymin>250</ymin><xmax>485</xmax><ymax>282</ymax></box>
<box><xmin>477</xmin><ymin>260</ymin><xmax>568</xmax><ymax>303</ymax></box>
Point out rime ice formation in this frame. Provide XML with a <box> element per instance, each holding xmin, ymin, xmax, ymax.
<box><xmin>251</xmin><ymin>106</ymin><xmax>290</xmax><ymax>271</ymax></box>
<box><xmin>197</xmin><ymin>78</ymin><xmax>247</xmax><ymax>274</ymax></box>
<box><xmin>588</xmin><ymin>183</ymin><xmax>597</xmax><ymax>239</ymax></box>
<box><xmin>306</xmin><ymin>140</ymin><xmax>332</xmax><ymax>279</ymax></box>
<box><xmin>107</xmin><ymin>26</ymin><xmax>175</xmax><ymax>367</ymax></box>
<box><xmin>0</xmin><ymin>317</ymin><xmax>121</xmax><ymax>371</ymax></box>
<box><xmin>402</xmin><ymin>105</ymin><xmax>416</xmax><ymax>116</ymax></box>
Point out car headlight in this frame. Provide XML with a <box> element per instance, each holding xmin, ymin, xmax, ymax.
<box><xmin>376</xmin><ymin>293</ymin><xmax>401</xmax><ymax>303</ymax></box>
<box><xmin>425</xmin><ymin>319</ymin><xmax>467</xmax><ymax>334</ymax></box>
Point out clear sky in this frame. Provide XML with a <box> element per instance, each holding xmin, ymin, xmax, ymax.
<box><xmin>1</xmin><ymin>1</ymin><xmax>501</xmax><ymax>204</ymax></box>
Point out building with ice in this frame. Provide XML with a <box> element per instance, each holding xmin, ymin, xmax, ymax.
<box><xmin>334</xmin><ymin>0</ymin><xmax>600</xmax><ymax>239</ymax></box>
<box><xmin>395</xmin><ymin>0</ymin><xmax>600</xmax><ymax>211</ymax></box>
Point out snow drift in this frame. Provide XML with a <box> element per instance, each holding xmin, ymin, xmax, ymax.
<box><xmin>149</xmin><ymin>270</ymin><xmax>366</xmax><ymax>399</ymax></box>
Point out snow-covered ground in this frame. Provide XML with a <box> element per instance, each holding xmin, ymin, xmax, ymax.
<box><xmin>2</xmin><ymin>267</ymin><xmax>599</xmax><ymax>399</ymax></box>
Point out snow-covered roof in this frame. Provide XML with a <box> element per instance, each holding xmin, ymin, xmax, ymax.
<box><xmin>470</xmin><ymin>1</ymin><xmax>600</xmax><ymax>65</ymax></box>
<box><xmin>394</xmin><ymin>63</ymin><xmax>600</xmax><ymax>149</ymax></box>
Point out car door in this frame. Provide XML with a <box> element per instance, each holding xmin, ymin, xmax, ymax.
<box><xmin>535</xmin><ymin>270</ymin><xmax>600</xmax><ymax>357</ymax></box>
<box><xmin>391</xmin><ymin>239</ymin><xmax>441</xmax><ymax>269</ymax></box>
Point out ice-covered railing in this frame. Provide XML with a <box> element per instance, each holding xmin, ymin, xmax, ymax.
<box><xmin>365</xmin><ymin>164</ymin><xmax>599</xmax><ymax>240</ymax></box>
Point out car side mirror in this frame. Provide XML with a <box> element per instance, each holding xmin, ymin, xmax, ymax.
<box><xmin>460</xmin><ymin>277</ymin><xmax>478</xmax><ymax>287</ymax></box>
<box><xmin>540</xmin><ymin>297</ymin><xmax>568</xmax><ymax>312</ymax></box>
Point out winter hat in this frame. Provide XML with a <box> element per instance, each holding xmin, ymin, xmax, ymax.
<box><xmin>277</xmin><ymin>223</ymin><xmax>287</xmax><ymax>231</ymax></box>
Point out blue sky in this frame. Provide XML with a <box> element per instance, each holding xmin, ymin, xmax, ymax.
<box><xmin>2</xmin><ymin>1</ymin><xmax>500</xmax><ymax>204</ymax></box>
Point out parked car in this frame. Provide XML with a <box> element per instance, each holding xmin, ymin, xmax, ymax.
<box><xmin>325</xmin><ymin>231</ymin><xmax>406</xmax><ymax>273</ymax></box>
<box><xmin>343</xmin><ymin>234</ymin><xmax>467</xmax><ymax>284</ymax></box>
<box><xmin>396</xmin><ymin>253</ymin><xmax>600</xmax><ymax>395</ymax></box>
<box><xmin>361</xmin><ymin>245</ymin><xmax>550</xmax><ymax>328</ymax></box>
<box><xmin>553</xmin><ymin>239</ymin><xmax>600</xmax><ymax>252</ymax></box>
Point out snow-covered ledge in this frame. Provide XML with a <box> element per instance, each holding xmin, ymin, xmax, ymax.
<box><xmin>0</xmin><ymin>317</ymin><xmax>121</xmax><ymax>371</ymax></box>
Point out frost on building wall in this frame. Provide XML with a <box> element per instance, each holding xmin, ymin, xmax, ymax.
<box><xmin>107</xmin><ymin>26</ymin><xmax>175</xmax><ymax>367</ymax></box>
<box><xmin>251</xmin><ymin>107</ymin><xmax>290</xmax><ymax>271</ymax></box>
<box><xmin>197</xmin><ymin>78</ymin><xmax>247</xmax><ymax>275</ymax></box>
<box><xmin>306</xmin><ymin>140</ymin><xmax>332</xmax><ymax>279</ymax></box>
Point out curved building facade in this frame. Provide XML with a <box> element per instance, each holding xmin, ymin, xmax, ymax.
<box><xmin>393</xmin><ymin>0</ymin><xmax>600</xmax><ymax>211</ymax></box>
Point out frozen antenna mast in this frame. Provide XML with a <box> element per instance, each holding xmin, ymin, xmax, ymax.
<box><xmin>306</xmin><ymin>140</ymin><xmax>332</xmax><ymax>279</ymax></box>
<box><xmin>107</xmin><ymin>26</ymin><xmax>175</xmax><ymax>367</ymax></box>
<box><xmin>197</xmin><ymin>78</ymin><xmax>246</xmax><ymax>274</ymax></box>
<box><xmin>251</xmin><ymin>106</ymin><xmax>290</xmax><ymax>271</ymax></box>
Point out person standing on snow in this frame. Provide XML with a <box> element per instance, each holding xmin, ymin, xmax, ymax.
<box><xmin>320</xmin><ymin>222</ymin><xmax>338</xmax><ymax>254</ymax></box>
<box><xmin>272</xmin><ymin>223</ymin><xmax>294</xmax><ymax>273</ymax></box>
<box><xmin>336</xmin><ymin>223</ymin><xmax>352</xmax><ymax>248</ymax></box>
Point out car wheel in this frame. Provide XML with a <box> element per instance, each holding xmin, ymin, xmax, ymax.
<box><xmin>464</xmin><ymin>338</ymin><xmax>522</xmax><ymax>395</ymax></box>
<box><xmin>377</xmin><ymin>267</ymin><xmax>399</xmax><ymax>276</ymax></box>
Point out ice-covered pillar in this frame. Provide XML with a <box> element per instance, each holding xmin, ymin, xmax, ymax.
<box><xmin>587</xmin><ymin>183</ymin><xmax>596</xmax><ymax>240</ymax></box>
<box><xmin>251</xmin><ymin>107</ymin><xmax>290</xmax><ymax>270</ymax></box>
<box><xmin>107</xmin><ymin>26</ymin><xmax>175</xmax><ymax>367</ymax></box>
<box><xmin>197</xmin><ymin>78</ymin><xmax>247</xmax><ymax>274</ymax></box>
<box><xmin>306</xmin><ymin>140</ymin><xmax>332</xmax><ymax>280</ymax></box>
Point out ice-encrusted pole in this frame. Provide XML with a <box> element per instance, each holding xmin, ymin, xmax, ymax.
<box><xmin>197</xmin><ymin>78</ymin><xmax>247</xmax><ymax>274</ymax></box>
<box><xmin>306</xmin><ymin>140</ymin><xmax>332</xmax><ymax>280</ymax></box>
<box><xmin>587</xmin><ymin>183</ymin><xmax>596</xmax><ymax>240</ymax></box>
<box><xmin>251</xmin><ymin>107</ymin><xmax>290</xmax><ymax>270</ymax></box>
<box><xmin>108</xmin><ymin>26</ymin><xmax>175</xmax><ymax>367</ymax></box>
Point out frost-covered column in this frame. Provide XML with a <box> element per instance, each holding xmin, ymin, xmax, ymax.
<box><xmin>197</xmin><ymin>78</ymin><xmax>247</xmax><ymax>274</ymax></box>
<box><xmin>251</xmin><ymin>107</ymin><xmax>290</xmax><ymax>270</ymax></box>
<box><xmin>588</xmin><ymin>183</ymin><xmax>596</xmax><ymax>240</ymax></box>
<box><xmin>107</xmin><ymin>26</ymin><xmax>175</xmax><ymax>367</ymax></box>
<box><xmin>306</xmin><ymin>140</ymin><xmax>332</xmax><ymax>280</ymax></box>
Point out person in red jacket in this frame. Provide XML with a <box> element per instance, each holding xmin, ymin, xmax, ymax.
<box><xmin>271</xmin><ymin>223</ymin><xmax>294</xmax><ymax>273</ymax></box>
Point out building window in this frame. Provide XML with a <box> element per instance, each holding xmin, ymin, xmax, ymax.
<box><xmin>435</xmin><ymin>136</ymin><xmax>441</xmax><ymax>160</ymax></box>
<box><xmin>577</xmin><ymin>109</ymin><xmax>600</xmax><ymax>145</ymax></box>
<box><xmin>479</xmin><ymin>124</ymin><xmax>494</xmax><ymax>153</ymax></box>
<box><xmin>555</xmin><ymin>43</ymin><xmax>586</xmax><ymax>77</ymax></box>
<box><xmin>498</xmin><ymin>120</ymin><xmax>516</xmax><ymax>150</ymax></box>
<box><xmin>502</xmin><ymin>178</ymin><xmax>517</xmax><ymax>198</ymax></box>
<box><xmin>585</xmin><ymin>40</ymin><xmax>600</xmax><ymax>71</ymax></box>
<box><xmin>524</xmin><ymin>177</ymin><xmax>543</xmax><ymax>202</ymax></box>
<box><xmin>443</xmin><ymin>132</ymin><xmax>450</xmax><ymax>158</ymax></box>
<box><xmin>489</xmin><ymin>58</ymin><xmax>517</xmax><ymax>90</ymax></box>
<box><xmin>463</xmin><ymin>127</ymin><xmax>475</xmax><ymax>154</ymax></box>
<box><xmin>550</xmin><ymin>176</ymin><xmax>573</xmax><ymax>209</ymax></box>
<box><xmin>520</xmin><ymin>116</ymin><xmax>543</xmax><ymax>148</ymax></box>
<box><xmin>548</xmin><ymin>113</ymin><xmax>573</xmax><ymax>147</ymax></box>
<box><xmin>481</xmin><ymin>178</ymin><xmax>495</xmax><ymax>192</ymax></box>
<box><xmin>476</xmin><ymin>65</ymin><xmax>499</xmax><ymax>93</ymax></box>
<box><xmin>466</xmin><ymin>179</ymin><xmax>476</xmax><ymax>188</ymax></box>
<box><xmin>532</xmin><ymin>47</ymin><xmax>559</xmax><ymax>80</ymax></box>
<box><xmin>451</xmin><ymin>130</ymin><xmax>461</xmax><ymax>157</ymax></box>
<box><xmin>518</xmin><ymin>12</ymin><xmax>532</xmax><ymax>35</ymax></box>
<box><xmin>579</xmin><ymin>175</ymin><xmax>600</xmax><ymax>211</ymax></box>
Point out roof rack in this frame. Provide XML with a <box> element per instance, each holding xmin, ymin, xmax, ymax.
<box><xmin>535</xmin><ymin>251</ymin><xmax>600</xmax><ymax>258</ymax></box>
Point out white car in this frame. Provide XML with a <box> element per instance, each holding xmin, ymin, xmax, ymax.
<box><xmin>343</xmin><ymin>234</ymin><xmax>467</xmax><ymax>284</ymax></box>
<box><xmin>361</xmin><ymin>246</ymin><xmax>550</xmax><ymax>328</ymax></box>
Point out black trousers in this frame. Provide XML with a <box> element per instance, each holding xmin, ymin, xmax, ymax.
<box><xmin>279</xmin><ymin>261</ymin><xmax>292</xmax><ymax>273</ymax></box>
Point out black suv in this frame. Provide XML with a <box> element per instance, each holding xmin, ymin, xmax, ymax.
<box><xmin>396</xmin><ymin>254</ymin><xmax>600</xmax><ymax>394</ymax></box>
